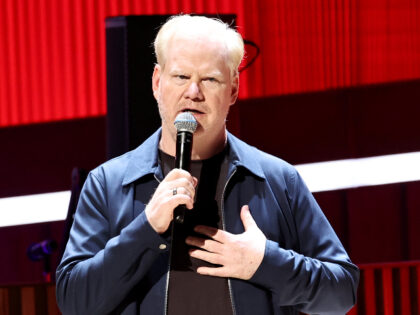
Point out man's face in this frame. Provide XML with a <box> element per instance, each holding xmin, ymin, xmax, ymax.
<box><xmin>152</xmin><ymin>35</ymin><xmax>239</xmax><ymax>151</ymax></box>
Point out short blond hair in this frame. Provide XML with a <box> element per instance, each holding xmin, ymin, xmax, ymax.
<box><xmin>154</xmin><ymin>15</ymin><xmax>244</xmax><ymax>75</ymax></box>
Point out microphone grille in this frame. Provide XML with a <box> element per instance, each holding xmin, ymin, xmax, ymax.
<box><xmin>174</xmin><ymin>112</ymin><xmax>198</xmax><ymax>133</ymax></box>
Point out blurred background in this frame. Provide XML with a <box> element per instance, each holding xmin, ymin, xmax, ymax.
<box><xmin>0</xmin><ymin>0</ymin><xmax>419</xmax><ymax>314</ymax></box>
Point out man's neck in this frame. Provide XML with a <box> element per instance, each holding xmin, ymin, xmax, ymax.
<box><xmin>159</xmin><ymin>128</ymin><xmax>227</xmax><ymax>160</ymax></box>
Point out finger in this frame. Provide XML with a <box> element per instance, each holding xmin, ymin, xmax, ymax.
<box><xmin>186</xmin><ymin>236</ymin><xmax>224</xmax><ymax>253</ymax></box>
<box><xmin>171</xmin><ymin>177</ymin><xmax>196</xmax><ymax>199</ymax></box>
<box><xmin>240</xmin><ymin>205</ymin><xmax>256</xmax><ymax>231</ymax></box>
<box><xmin>194</xmin><ymin>226</ymin><xmax>230</xmax><ymax>243</ymax></box>
<box><xmin>171</xmin><ymin>186</ymin><xmax>192</xmax><ymax>198</ymax></box>
<box><xmin>166</xmin><ymin>194</ymin><xmax>194</xmax><ymax>210</ymax></box>
<box><xmin>165</xmin><ymin>168</ymin><xmax>194</xmax><ymax>182</ymax></box>
<box><xmin>189</xmin><ymin>249</ymin><xmax>223</xmax><ymax>265</ymax></box>
<box><xmin>195</xmin><ymin>266</ymin><xmax>229</xmax><ymax>278</ymax></box>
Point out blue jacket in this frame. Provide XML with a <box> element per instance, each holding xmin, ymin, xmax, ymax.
<box><xmin>56</xmin><ymin>129</ymin><xmax>359</xmax><ymax>315</ymax></box>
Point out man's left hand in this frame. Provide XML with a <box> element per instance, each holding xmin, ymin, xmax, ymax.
<box><xmin>186</xmin><ymin>205</ymin><xmax>266</xmax><ymax>280</ymax></box>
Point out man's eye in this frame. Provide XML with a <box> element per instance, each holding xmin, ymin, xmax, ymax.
<box><xmin>204</xmin><ymin>77</ymin><xmax>218</xmax><ymax>83</ymax></box>
<box><xmin>177</xmin><ymin>75</ymin><xmax>188</xmax><ymax>80</ymax></box>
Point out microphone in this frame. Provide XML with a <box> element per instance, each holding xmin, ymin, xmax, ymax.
<box><xmin>27</xmin><ymin>239</ymin><xmax>58</xmax><ymax>283</ymax></box>
<box><xmin>174</xmin><ymin>112</ymin><xmax>197</xmax><ymax>223</ymax></box>
<box><xmin>27</xmin><ymin>239</ymin><xmax>57</xmax><ymax>261</ymax></box>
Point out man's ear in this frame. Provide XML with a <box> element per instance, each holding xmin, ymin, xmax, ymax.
<box><xmin>152</xmin><ymin>64</ymin><xmax>161</xmax><ymax>101</ymax></box>
<box><xmin>229</xmin><ymin>74</ymin><xmax>239</xmax><ymax>105</ymax></box>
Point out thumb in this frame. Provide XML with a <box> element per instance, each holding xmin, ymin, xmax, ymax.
<box><xmin>240</xmin><ymin>205</ymin><xmax>256</xmax><ymax>231</ymax></box>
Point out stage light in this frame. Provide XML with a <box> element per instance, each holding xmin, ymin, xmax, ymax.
<box><xmin>1</xmin><ymin>151</ymin><xmax>420</xmax><ymax>227</ymax></box>
<box><xmin>295</xmin><ymin>151</ymin><xmax>420</xmax><ymax>193</ymax></box>
<box><xmin>0</xmin><ymin>191</ymin><xmax>70</xmax><ymax>227</ymax></box>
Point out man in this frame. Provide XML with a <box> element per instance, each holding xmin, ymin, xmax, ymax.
<box><xmin>56</xmin><ymin>15</ymin><xmax>359</xmax><ymax>315</ymax></box>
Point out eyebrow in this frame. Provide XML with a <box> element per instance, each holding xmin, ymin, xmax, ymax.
<box><xmin>168</xmin><ymin>67</ymin><xmax>224</xmax><ymax>79</ymax></box>
<box><xmin>169</xmin><ymin>68</ymin><xmax>187</xmax><ymax>75</ymax></box>
<box><xmin>202</xmin><ymin>71</ymin><xmax>223</xmax><ymax>78</ymax></box>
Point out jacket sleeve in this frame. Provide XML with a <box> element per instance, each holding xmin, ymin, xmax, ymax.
<box><xmin>250</xmin><ymin>166</ymin><xmax>359</xmax><ymax>315</ymax></box>
<box><xmin>55</xmin><ymin>171</ymin><xmax>169</xmax><ymax>314</ymax></box>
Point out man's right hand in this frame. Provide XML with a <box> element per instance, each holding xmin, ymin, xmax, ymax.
<box><xmin>145</xmin><ymin>169</ymin><xmax>197</xmax><ymax>234</ymax></box>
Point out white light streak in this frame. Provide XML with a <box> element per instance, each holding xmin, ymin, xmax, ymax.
<box><xmin>0</xmin><ymin>191</ymin><xmax>71</xmax><ymax>227</ymax></box>
<box><xmin>1</xmin><ymin>152</ymin><xmax>420</xmax><ymax>227</ymax></box>
<box><xmin>295</xmin><ymin>151</ymin><xmax>420</xmax><ymax>193</ymax></box>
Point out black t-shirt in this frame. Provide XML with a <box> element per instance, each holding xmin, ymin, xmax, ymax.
<box><xmin>159</xmin><ymin>148</ymin><xmax>233</xmax><ymax>315</ymax></box>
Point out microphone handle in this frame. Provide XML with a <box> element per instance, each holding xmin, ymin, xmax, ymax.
<box><xmin>174</xmin><ymin>131</ymin><xmax>193</xmax><ymax>223</ymax></box>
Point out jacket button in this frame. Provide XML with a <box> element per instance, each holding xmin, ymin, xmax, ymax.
<box><xmin>159</xmin><ymin>244</ymin><xmax>167</xmax><ymax>250</ymax></box>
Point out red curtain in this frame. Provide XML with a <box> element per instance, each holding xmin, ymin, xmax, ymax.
<box><xmin>1</xmin><ymin>0</ymin><xmax>420</xmax><ymax>127</ymax></box>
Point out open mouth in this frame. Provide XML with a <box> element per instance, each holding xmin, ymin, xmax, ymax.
<box><xmin>182</xmin><ymin>109</ymin><xmax>204</xmax><ymax>114</ymax></box>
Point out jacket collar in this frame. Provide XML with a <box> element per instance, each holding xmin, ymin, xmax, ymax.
<box><xmin>122</xmin><ymin>128</ymin><xmax>265</xmax><ymax>186</ymax></box>
<box><xmin>122</xmin><ymin>129</ymin><xmax>163</xmax><ymax>186</ymax></box>
<box><xmin>225</xmin><ymin>131</ymin><xmax>265</xmax><ymax>180</ymax></box>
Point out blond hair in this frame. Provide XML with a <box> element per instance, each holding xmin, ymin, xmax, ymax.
<box><xmin>154</xmin><ymin>15</ymin><xmax>244</xmax><ymax>75</ymax></box>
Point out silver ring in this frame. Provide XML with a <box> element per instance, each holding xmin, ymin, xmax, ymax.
<box><xmin>173</xmin><ymin>187</ymin><xmax>178</xmax><ymax>196</ymax></box>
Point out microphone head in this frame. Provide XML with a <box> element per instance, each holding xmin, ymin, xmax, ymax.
<box><xmin>174</xmin><ymin>112</ymin><xmax>197</xmax><ymax>133</ymax></box>
<box><xmin>27</xmin><ymin>239</ymin><xmax>57</xmax><ymax>261</ymax></box>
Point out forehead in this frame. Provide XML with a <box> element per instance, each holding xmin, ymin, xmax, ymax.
<box><xmin>164</xmin><ymin>35</ymin><xmax>230</xmax><ymax>74</ymax></box>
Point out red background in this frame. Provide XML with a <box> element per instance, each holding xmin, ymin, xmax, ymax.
<box><xmin>1</xmin><ymin>0</ymin><xmax>420</xmax><ymax>126</ymax></box>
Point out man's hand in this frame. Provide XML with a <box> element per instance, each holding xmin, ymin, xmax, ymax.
<box><xmin>186</xmin><ymin>205</ymin><xmax>266</xmax><ymax>280</ymax></box>
<box><xmin>145</xmin><ymin>169</ymin><xmax>197</xmax><ymax>234</ymax></box>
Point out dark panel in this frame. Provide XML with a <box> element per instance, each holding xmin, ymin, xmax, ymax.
<box><xmin>236</xmin><ymin>91</ymin><xmax>350</xmax><ymax>164</ymax></box>
<box><xmin>313</xmin><ymin>190</ymin><xmax>350</xmax><ymax>252</ymax></box>
<box><xmin>348</xmin><ymin>80</ymin><xmax>420</xmax><ymax>157</ymax></box>
<box><xmin>406</xmin><ymin>181</ymin><xmax>420</xmax><ymax>260</ymax></box>
<box><xmin>0</xmin><ymin>116</ymin><xmax>106</xmax><ymax>198</ymax></box>
<box><xmin>236</xmin><ymin>79</ymin><xmax>420</xmax><ymax>164</ymax></box>
<box><xmin>347</xmin><ymin>184</ymin><xmax>405</xmax><ymax>263</ymax></box>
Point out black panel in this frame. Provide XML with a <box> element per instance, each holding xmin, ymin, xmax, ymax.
<box><xmin>105</xmin><ymin>16</ymin><xmax>168</xmax><ymax>159</ymax></box>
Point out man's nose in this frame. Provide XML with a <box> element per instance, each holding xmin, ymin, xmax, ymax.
<box><xmin>184</xmin><ymin>81</ymin><xmax>204</xmax><ymax>101</ymax></box>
